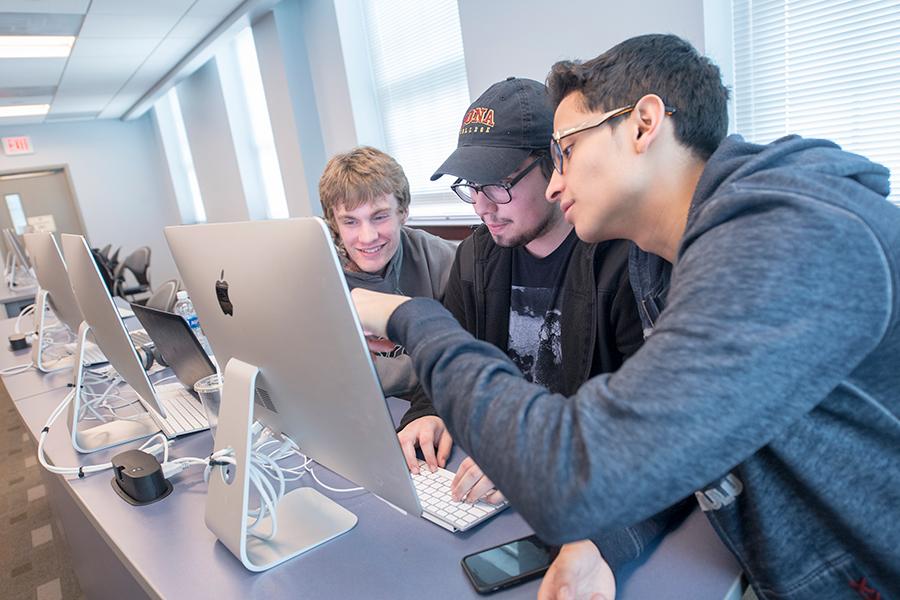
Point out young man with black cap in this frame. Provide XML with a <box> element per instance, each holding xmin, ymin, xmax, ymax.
<box><xmin>396</xmin><ymin>77</ymin><xmax>684</xmax><ymax>574</ymax></box>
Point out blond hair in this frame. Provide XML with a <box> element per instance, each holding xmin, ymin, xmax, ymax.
<box><xmin>319</xmin><ymin>147</ymin><xmax>411</xmax><ymax>232</ymax></box>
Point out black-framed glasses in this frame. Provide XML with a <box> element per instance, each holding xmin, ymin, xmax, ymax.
<box><xmin>550</xmin><ymin>103</ymin><xmax>676</xmax><ymax>174</ymax></box>
<box><xmin>451</xmin><ymin>156</ymin><xmax>545</xmax><ymax>205</ymax></box>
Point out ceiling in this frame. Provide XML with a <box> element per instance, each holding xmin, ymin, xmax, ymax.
<box><xmin>0</xmin><ymin>0</ymin><xmax>252</xmax><ymax>126</ymax></box>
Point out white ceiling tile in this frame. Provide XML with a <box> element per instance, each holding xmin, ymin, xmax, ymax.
<box><xmin>48</xmin><ymin>95</ymin><xmax>112</xmax><ymax>113</ymax></box>
<box><xmin>78</xmin><ymin>12</ymin><xmax>183</xmax><ymax>38</ymax></box>
<box><xmin>0</xmin><ymin>58</ymin><xmax>65</xmax><ymax>87</ymax></box>
<box><xmin>167</xmin><ymin>15</ymin><xmax>223</xmax><ymax>39</ymax></box>
<box><xmin>0</xmin><ymin>1</ymin><xmax>89</xmax><ymax>15</ymax></box>
<box><xmin>187</xmin><ymin>0</ymin><xmax>245</xmax><ymax>19</ymax></box>
<box><xmin>0</xmin><ymin>12</ymin><xmax>83</xmax><ymax>35</ymax></box>
<box><xmin>56</xmin><ymin>54</ymin><xmax>146</xmax><ymax>95</ymax></box>
<box><xmin>88</xmin><ymin>0</ymin><xmax>194</xmax><ymax>17</ymax></box>
<box><xmin>69</xmin><ymin>37</ymin><xmax>161</xmax><ymax>59</ymax></box>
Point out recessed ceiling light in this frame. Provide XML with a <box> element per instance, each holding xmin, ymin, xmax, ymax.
<box><xmin>0</xmin><ymin>36</ymin><xmax>75</xmax><ymax>59</ymax></box>
<box><xmin>0</xmin><ymin>104</ymin><xmax>50</xmax><ymax>118</ymax></box>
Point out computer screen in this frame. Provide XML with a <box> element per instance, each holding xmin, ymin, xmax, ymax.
<box><xmin>61</xmin><ymin>233</ymin><xmax>167</xmax><ymax>418</ymax></box>
<box><xmin>23</xmin><ymin>232</ymin><xmax>86</xmax><ymax>333</ymax></box>
<box><xmin>165</xmin><ymin>217</ymin><xmax>421</xmax><ymax>516</ymax></box>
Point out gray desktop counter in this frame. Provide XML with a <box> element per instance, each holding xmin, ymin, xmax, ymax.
<box><xmin>0</xmin><ymin>277</ymin><xmax>36</xmax><ymax>318</ymax></box>
<box><xmin>4</xmin><ymin>318</ymin><xmax>742</xmax><ymax>599</ymax></box>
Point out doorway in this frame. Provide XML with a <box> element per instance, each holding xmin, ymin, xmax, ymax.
<box><xmin>0</xmin><ymin>167</ymin><xmax>86</xmax><ymax>248</ymax></box>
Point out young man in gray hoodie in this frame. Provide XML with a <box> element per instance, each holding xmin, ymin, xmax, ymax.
<box><xmin>318</xmin><ymin>146</ymin><xmax>455</xmax><ymax>397</ymax></box>
<box><xmin>352</xmin><ymin>34</ymin><xmax>899</xmax><ymax>599</ymax></box>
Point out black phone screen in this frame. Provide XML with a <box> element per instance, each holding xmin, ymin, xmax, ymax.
<box><xmin>461</xmin><ymin>535</ymin><xmax>557</xmax><ymax>593</ymax></box>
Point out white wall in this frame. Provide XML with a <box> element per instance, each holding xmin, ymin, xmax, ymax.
<box><xmin>177</xmin><ymin>60</ymin><xmax>251</xmax><ymax>224</ymax></box>
<box><xmin>0</xmin><ymin>114</ymin><xmax>182</xmax><ymax>284</ymax></box>
<box><xmin>457</xmin><ymin>0</ymin><xmax>706</xmax><ymax>100</ymax></box>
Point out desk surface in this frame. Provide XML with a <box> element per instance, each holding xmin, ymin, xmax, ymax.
<box><xmin>0</xmin><ymin>313</ymin><xmax>75</xmax><ymax>398</ymax></box>
<box><xmin>4</xmin><ymin>316</ymin><xmax>742</xmax><ymax>600</ymax></box>
<box><xmin>0</xmin><ymin>276</ymin><xmax>36</xmax><ymax>304</ymax></box>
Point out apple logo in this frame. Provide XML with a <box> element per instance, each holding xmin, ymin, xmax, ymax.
<box><xmin>215</xmin><ymin>269</ymin><xmax>233</xmax><ymax>316</ymax></box>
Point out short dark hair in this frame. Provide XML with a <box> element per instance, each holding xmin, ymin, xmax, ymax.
<box><xmin>546</xmin><ymin>34</ymin><xmax>729</xmax><ymax>160</ymax></box>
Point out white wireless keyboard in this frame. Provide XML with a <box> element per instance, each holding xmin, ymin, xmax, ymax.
<box><xmin>129</xmin><ymin>329</ymin><xmax>152</xmax><ymax>347</ymax></box>
<box><xmin>61</xmin><ymin>340</ymin><xmax>106</xmax><ymax>365</ymax></box>
<box><xmin>154</xmin><ymin>383</ymin><xmax>209</xmax><ymax>438</ymax></box>
<box><xmin>411</xmin><ymin>460</ymin><xmax>508</xmax><ymax>532</ymax></box>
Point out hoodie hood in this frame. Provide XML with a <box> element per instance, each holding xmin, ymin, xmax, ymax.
<box><xmin>681</xmin><ymin>134</ymin><xmax>891</xmax><ymax>256</ymax></box>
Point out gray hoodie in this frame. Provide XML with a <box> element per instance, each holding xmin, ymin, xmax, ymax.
<box><xmin>343</xmin><ymin>226</ymin><xmax>455</xmax><ymax>396</ymax></box>
<box><xmin>386</xmin><ymin>135</ymin><xmax>900</xmax><ymax>599</ymax></box>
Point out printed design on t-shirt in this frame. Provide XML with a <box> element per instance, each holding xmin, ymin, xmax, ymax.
<box><xmin>508</xmin><ymin>285</ymin><xmax>564</xmax><ymax>391</ymax></box>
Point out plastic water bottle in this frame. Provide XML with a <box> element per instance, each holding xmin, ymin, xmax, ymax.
<box><xmin>173</xmin><ymin>291</ymin><xmax>212</xmax><ymax>354</ymax></box>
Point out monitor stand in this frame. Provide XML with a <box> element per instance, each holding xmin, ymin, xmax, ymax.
<box><xmin>67</xmin><ymin>321</ymin><xmax>158</xmax><ymax>453</ymax></box>
<box><xmin>205</xmin><ymin>358</ymin><xmax>357</xmax><ymax>572</ymax></box>
<box><xmin>32</xmin><ymin>289</ymin><xmax>73</xmax><ymax>373</ymax></box>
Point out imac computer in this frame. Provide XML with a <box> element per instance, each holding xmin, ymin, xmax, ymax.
<box><xmin>22</xmin><ymin>232</ymin><xmax>106</xmax><ymax>371</ymax></box>
<box><xmin>165</xmin><ymin>217</ymin><xmax>505</xmax><ymax>571</ymax></box>
<box><xmin>60</xmin><ymin>234</ymin><xmax>207</xmax><ymax>452</ymax></box>
<box><xmin>3</xmin><ymin>228</ymin><xmax>35</xmax><ymax>288</ymax></box>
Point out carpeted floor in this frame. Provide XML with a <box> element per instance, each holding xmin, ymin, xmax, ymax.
<box><xmin>1</xmin><ymin>385</ymin><xmax>84</xmax><ymax>600</ymax></box>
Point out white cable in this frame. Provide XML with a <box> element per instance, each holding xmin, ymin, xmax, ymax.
<box><xmin>37</xmin><ymin>389</ymin><xmax>115</xmax><ymax>477</ymax></box>
<box><xmin>37</xmin><ymin>389</ymin><xmax>214</xmax><ymax>481</ymax></box>
<box><xmin>13</xmin><ymin>303</ymin><xmax>35</xmax><ymax>334</ymax></box>
<box><xmin>0</xmin><ymin>362</ymin><xmax>34</xmax><ymax>376</ymax></box>
<box><xmin>307</xmin><ymin>467</ymin><xmax>364</xmax><ymax>493</ymax></box>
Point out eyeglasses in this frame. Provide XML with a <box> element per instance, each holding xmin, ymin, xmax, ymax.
<box><xmin>451</xmin><ymin>156</ymin><xmax>545</xmax><ymax>205</ymax></box>
<box><xmin>550</xmin><ymin>103</ymin><xmax>676</xmax><ymax>174</ymax></box>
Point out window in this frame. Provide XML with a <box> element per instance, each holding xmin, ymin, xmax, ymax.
<box><xmin>732</xmin><ymin>0</ymin><xmax>900</xmax><ymax>205</ymax></box>
<box><xmin>4</xmin><ymin>194</ymin><xmax>27</xmax><ymax>234</ymax></box>
<box><xmin>154</xmin><ymin>89</ymin><xmax>207</xmax><ymax>223</ymax></box>
<box><xmin>360</xmin><ymin>0</ymin><xmax>473</xmax><ymax>222</ymax></box>
<box><xmin>214</xmin><ymin>26</ymin><xmax>288</xmax><ymax>220</ymax></box>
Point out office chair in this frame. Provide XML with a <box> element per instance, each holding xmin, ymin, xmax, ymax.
<box><xmin>145</xmin><ymin>279</ymin><xmax>179</xmax><ymax>312</ymax></box>
<box><xmin>115</xmin><ymin>246</ymin><xmax>152</xmax><ymax>302</ymax></box>
<box><xmin>108</xmin><ymin>247</ymin><xmax>121</xmax><ymax>270</ymax></box>
<box><xmin>90</xmin><ymin>248</ymin><xmax>118</xmax><ymax>294</ymax></box>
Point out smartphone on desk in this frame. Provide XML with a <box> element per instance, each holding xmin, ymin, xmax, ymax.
<box><xmin>461</xmin><ymin>534</ymin><xmax>559</xmax><ymax>594</ymax></box>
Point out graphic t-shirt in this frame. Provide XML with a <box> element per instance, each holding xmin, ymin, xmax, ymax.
<box><xmin>507</xmin><ymin>231</ymin><xmax>578</xmax><ymax>392</ymax></box>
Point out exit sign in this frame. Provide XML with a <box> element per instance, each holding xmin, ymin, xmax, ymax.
<box><xmin>2</xmin><ymin>136</ymin><xmax>33</xmax><ymax>155</ymax></box>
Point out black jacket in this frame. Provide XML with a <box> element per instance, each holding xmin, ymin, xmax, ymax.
<box><xmin>398</xmin><ymin>225</ymin><xmax>689</xmax><ymax>571</ymax></box>
<box><xmin>400</xmin><ymin>224</ymin><xmax>644</xmax><ymax>427</ymax></box>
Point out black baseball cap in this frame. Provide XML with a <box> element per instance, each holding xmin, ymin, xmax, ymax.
<box><xmin>431</xmin><ymin>77</ymin><xmax>553</xmax><ymax>183</ymax></box>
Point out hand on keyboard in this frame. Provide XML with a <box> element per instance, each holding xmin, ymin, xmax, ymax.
<box><xmin>451</xmin><ymin>457</ymin><xmax>506</xmax><ymax>505</ymax></box>
<box><xmin>397</xmin><ymin>416</ymin><xmax>453</xmax><ymax>474</ymax></box>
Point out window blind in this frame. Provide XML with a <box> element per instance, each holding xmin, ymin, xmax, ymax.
<box><xmin>360</xmin><ymin>0</ymin><xmax>473</xmax><ymax>222</ymax></box>
<box><xmin>732</xmin><ymin>0</ymin><xmax>900</xmax><ymax>204</ymax></box>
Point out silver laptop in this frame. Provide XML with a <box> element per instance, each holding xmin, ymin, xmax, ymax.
<box><xmin>61</xmin><ymin>234</ymin><xmax>208</xmax><ymax>439</ymax></box>
<box><xmin>165</xmin><ymin>217</ymin><xmax>505</xmax><ymax>532</ymax></box>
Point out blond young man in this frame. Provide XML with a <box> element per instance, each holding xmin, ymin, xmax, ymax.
<box><xmin>319</xmin><ymin>146</ymin><xmax>456</xmax><ymax>397</ymax></box>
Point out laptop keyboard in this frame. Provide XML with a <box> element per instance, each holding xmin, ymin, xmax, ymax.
<box><xmin>411</xmin><ymin>460</ymin><xmax>507</xmax><ymax>532</ymax></box>
<box><xmin>154</xmin><ymin>383</ymin><xmax>209</xmax><ymax>438</ymax></box>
